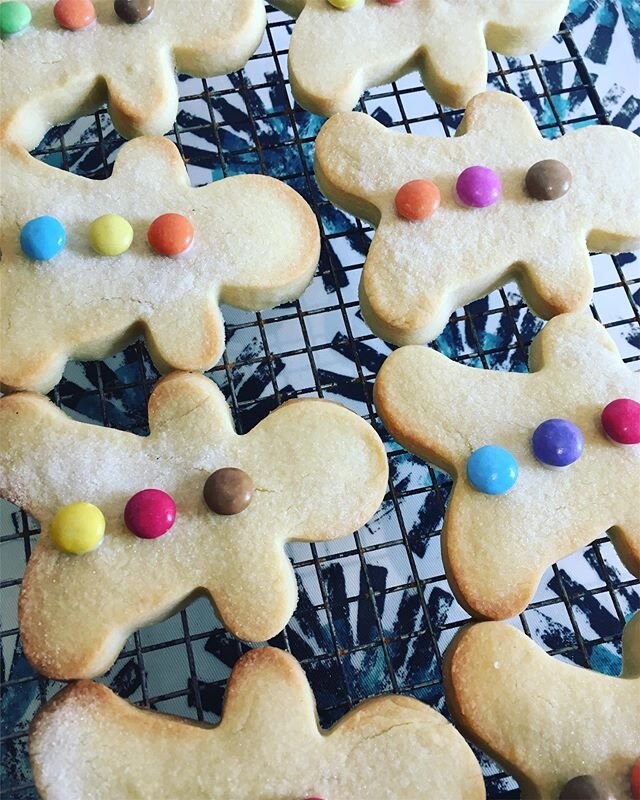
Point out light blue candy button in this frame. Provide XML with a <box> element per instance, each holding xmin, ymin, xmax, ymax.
<box><xmin>20</xmin><ymin>216</ymin><xmax>66</xmax><ymax>261</ymax></box>
<box><xmin>466</xmin><ymin>445</ymin><xmax>518</xmax><ymax>495</ymax></box>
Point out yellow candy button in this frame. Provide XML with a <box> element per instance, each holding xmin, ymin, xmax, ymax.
<box><xmin>89</xmin><ymin>214</ymin><xmax>134</xmax><ymax>256</ymax></box>
<box><xmin>327</xmin><ymin>0</ymin><xmax>361</xmax><ymax>8</ymax></box>
<box><xmin>50</xmin><ymin>502</ymin><xmax>105</xmax><ymax>554</ymax></box>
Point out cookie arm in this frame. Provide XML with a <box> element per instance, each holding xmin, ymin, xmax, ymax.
<box><xmin>0</xmin><ymin>393</ymin><xmax>101</xmax><ymax>520</ymax></box>
<box><xmin>315</xmin><ymin>112</ymin><xmax>391</xmax><ymax>222</ymax></box>
<box><xmin>374</xmin><ymin>345</ymin><xmax>509</xmax><ymax>469</ymax></box>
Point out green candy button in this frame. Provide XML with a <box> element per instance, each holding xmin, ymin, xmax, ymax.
<box><xmin>0</xmin><ymin>1</ymin><xmax>31</xmax><ymax>37</ymax></box>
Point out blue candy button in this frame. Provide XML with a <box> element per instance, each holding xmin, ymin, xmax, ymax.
<box><xmin>467</xmin><ymin>445</ymin><xmax>518</xmax><ymax>495</ymax></box>
<box><xmin>20</xmin><ymin>216</ymin><xmax>66</xmax><ymax>261</ymax></box>
<box><xmin>532</xmin><ymin>418</ymin><xmax>583</xmax><ymax>468</ymax></box>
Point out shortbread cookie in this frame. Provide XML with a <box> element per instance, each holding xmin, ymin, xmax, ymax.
<box><xmin>271</xmin><ymin>0</ymin><xmax>568</xmax><ymax>116</ymax></box>
<box><xmin>0</xmin><ymin>0</ymin><xmax>265</xmax><ymax>146</ymax></box>
<box><xmin>0</xmin><ymin>137</ymin><xmax>319</xmax><ymax>393</ymax></box>
<box><xmin>374</xmin><ymin>313</ymin><xmax>640</xmax><ymax>620</ymax></box>
<box><xmin>315</xmin><ymin>92</ymin><xmax>640</xmax><ymax>345</ymax></box>
<box><xmin>443</xmin><ymin>614</ymin><xmax>640</xmax><ymax>800</ymax></box>
<box><xmin>30</xmin><ymin>647</ymin><xmax>486</xmax><ymax>800</ymax></box>
<box><xmin>0</xmin><ymin>372</ymin><xmax>388</xmax><ymax>679</ymax></box>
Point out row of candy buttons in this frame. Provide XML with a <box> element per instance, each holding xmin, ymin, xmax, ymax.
<box><xmin>466</xmin><ymin>399</ymin><xmax>640</xmax><ymax>496</ymax></box>
<box><xmin>19</xmin><ymin>213</ymin><xmax>194</xmax><ymax>260</ymax></box>
<box><xmin>0</xmin><ymin>0</ymin><xmax>153</xmax><ymax>36</ymax></box>
<box><xmin>395</xmin><ymin>160</ymin><xmax>572</xmax><ymax>220</ymax></box>
<box><xmin>50</xmin><ymin>468</ymin><xmax>255</xmax><ymax>554</ymax></box>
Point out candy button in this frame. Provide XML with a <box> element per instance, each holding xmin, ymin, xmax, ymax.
<box><xmin>327</xmin><ymin>0</ymin><xmax>361</xmax><ymax>8</ymax></box>
<box><xmin>20</xmin><ymin>216</ymin><xmax>66</xmax><ymax>261</ymax></box>
<box><xmin>601</xmin><ymin>398</ymin><xmax>640</xmax><ymax>445</ymax></box>
<box><xmin>532</xmin><ymin>418</ymin><xmax>584</xmax><ymax>469</ymax></box>
<box><xmin>89</xmin><ymin>214</ymin><xmax>134</xmax><ymax>256</ymax></box>
<box><xmin>54</xmin><ymin>0</ymin><xmax>96</xmax><ymax>30</ymax></box>
<box><xmin>631</xmin><ymin>759</ymin><xmax>640</xmax><ymax>800</ymax></box>
<box><xmin>114</xmin><ymin>0</ymin><xmax>154</xmax><ymax>23</ymax></box>
<box><xmin>466</xmin><ymin>445</ymin><xmax>518</xmax><ymax>495</ymax></box>
<box><xmin>50</xmin><ymin>502</ymin><xmax>105</xmax><ymax>554</ymax></box>
<box><xmin>124</xmin><ymin>489</ymin><xmax>176</xmax><ymax>539</ymax></box>
<box><xmin>203</xmin><ymin>468</ymin><xmax>254</xmax><ymax>515</ymax></box>
<box><xmin>147</xmin><ymin>213</ymin><xmax>194</xmax><ymax>257</ymax></box>
<box><xmin>395</xmin><ymin>180</ymin><xmax>440</xmax><ymax>221</ymax></box>
<box><xmin>0</xmin><ymin>2</ymin><xmax>31</xmax><ymax>36</ymax></box>
<box><xmin>456</xmin><ymin>166</ymin><xmax>502</xmax><ymax>208</ymax></box>
<box><xmin>525</xmin><ymin>159</ymin><xmax>572</xmax><ymax>201</ymax></box>
<box><xmin>559</xmin><ymin>775</ymin><xmax>615</xmax><ymax>800</ymax></box>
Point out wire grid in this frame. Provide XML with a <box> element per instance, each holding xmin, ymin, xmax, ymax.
<box><xmin>1</xmin><ymin>6</ymin><xmax>639</xmax><ymax>798</ymax></box>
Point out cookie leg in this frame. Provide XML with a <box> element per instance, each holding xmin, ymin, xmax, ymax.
<box><xmin>360</xmin><ymin>230</ymin><xmax>452</xmax><ymax>345</ymax></box>
<box><xmin>210</xmin><ymin>545</ymin><xmax>298</xmax><ymax>642</ymax></box>
<box><xmin>420</xmin><ymin>19</ymin><xmax>488</xmax><ymax>109</ymax></box>
<box><xmin>517</xmin><ymin>244</ymin><xmax>594</xmax><ymax>319</ymax></box>
<box><xmin>144</xmin><ymin>297</ymin><xmax>226</xmax><ymax>374</ymax></box>
<box><xmin>609</xmin><ymin>520</ymin><xmax>640</xmax><ymax>580</ymax></box>
<box><xmin>443</xmin><ymin>490</ymin><xmax>559</xmax><ymax>620</ymax></box>
<box><xmin>106</xmin><ymin>49</ymin><xmax>178</xmax><ymax>139</ymax></box>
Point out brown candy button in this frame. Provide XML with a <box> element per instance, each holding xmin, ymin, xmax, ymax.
<box><xmin>114</xmin><ymin>0</ymin><xmax>154</xmax><ymax>23</ymax></box>
<box><xmin>525</xmin><ymin>159</ymin><xmax>572</xmax><ymax>201</ymax></box>
<box><xmin>203</xmin><ymin>468</ymin><xmax>254</xmax><ymax>516</ymax></box>
<box><xmin>559</xmin><ymin>775</ymin><xmax>615</xmax><ymax>800</ymax></box>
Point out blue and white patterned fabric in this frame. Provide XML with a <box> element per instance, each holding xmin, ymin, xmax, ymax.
<box><xmin>1</xmin><ymin>1</ymin><xmax>638</xmax><ymax>796</ymax></box>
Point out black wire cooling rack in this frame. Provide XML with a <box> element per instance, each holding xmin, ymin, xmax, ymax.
<box><xmin>1</xmin><ymin>5</ymin><xmax>639</xmax><ymax>798</ymax></box>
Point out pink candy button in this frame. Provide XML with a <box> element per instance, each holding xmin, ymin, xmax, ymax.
<box><xmin>456</xmin><ymin>165</ymin><xmax>502</xmax><ymax>208</ymax></box>
<box><xmin>601</xmin><ymin>398</ymin><xmax>640</xmax><ymax>445</ymax></box>
<box><xmin>124</xmin><ymin>489</ymin><xmax>177</xmax><ymax>539</ymax></box>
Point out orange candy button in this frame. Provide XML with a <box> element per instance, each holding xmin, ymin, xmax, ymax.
<box><xmin>395</xmin><ymin>179</ymin><xmax>441</xmax><ymax>221</ymax></box>
<box><xmin>147</xmin><ymin>213</ymin><xmax>194</xmax><ymax>257</ymax></box>
<box><xmin>53</xmin><ymin>0</ymin><xmax>96</xmax><ymax>30</ymax></box>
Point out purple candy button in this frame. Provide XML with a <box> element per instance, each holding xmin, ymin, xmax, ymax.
<box><xmin>456</xmin><ymin>165</ymin><xmax>502</xmax><ymax>208</ymax></box>
<box><xmin>532</xmin><ymin>418</ymin><xmax>584</xmax><ymax>469</ymax></box>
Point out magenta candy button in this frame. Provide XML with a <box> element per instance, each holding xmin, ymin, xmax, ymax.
<box><xmin>601</xmin><ymin>398</ymin><xmax>640</xmax><ymax>445</ymax></box>
<box><xmin>124</xmin><ymin>489</ymin><xmax>176</xmax><ymax>539</ymax></box>
<box><xmin>456</xmin><ymin>165</ymin><xmax>502</xmax><ymax>208</ymax></box>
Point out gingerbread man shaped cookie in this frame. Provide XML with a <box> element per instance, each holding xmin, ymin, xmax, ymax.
<box><xmin>315</xmin><ymin>92</ymin><xmax>640</xmax><ymax>346</ymax></box>
<box><xmin>0</xmin><ymin>0</ymin><xmax>265</xmax><ymax>146</ymax></box>
<box><xmin>374</xmin><ymin>313</ymin><xmax>640</xmax><ymax>620</ymax></box>
<box><xmin>271</xmin><ymin>0</ymin><xmax>568</xmax><ymax>116</ymax></box>
<box><xmin>444</xmin><ymin>615</ymin><xmax>640</xmax><ymax>800</ymax></box>
<box><xmin>0</xmin><ymin>138</ymin><xmax>320</xmax><ymax>393</ymax></box>
<box><xmin>30</xmin><ymin>648</ymin><xmax>486</xmax><ymax>799</ymax></box>
<box><xmin>0</xmin><ymin>372</ymin><xmax>388</xmax><ymax>679</ymax></box>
